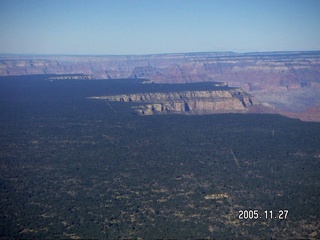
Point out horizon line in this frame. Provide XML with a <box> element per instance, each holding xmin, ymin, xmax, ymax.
<box><xmin>1</xmin><ymin>50</ymin><xmax>320</xmax><ymax>58</ymax></box>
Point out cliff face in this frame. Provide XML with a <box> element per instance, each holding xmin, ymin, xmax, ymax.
<box><xmin>1</xmin><ymin>51</ymin><xmax>320</xmax><ymax>121</ymax></box>
<box><xmin>90</xmin><ymin>88</ymin><xmax>262</xmax><ymax>115</ymax></box>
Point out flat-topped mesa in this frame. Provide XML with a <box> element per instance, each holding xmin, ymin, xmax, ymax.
<box><xmin>90</xmin><ymin>88</ymin><xmax>261</xmax><ymax>115</ymax></box>
<box><xmin>46</xmin><ymin>74</ymin><xmax>95</xmax><ymax>80</ymax></box>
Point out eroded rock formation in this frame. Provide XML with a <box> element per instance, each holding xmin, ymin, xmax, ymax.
<box><xmin>90</xmin><ymin>88</ymin><xmax>263</xmax><ymax>115</ymax></box>
<box><xmin>46</xmin><ymin>74</ymin><xmax>94</xmax><ymax>80</ymax></box>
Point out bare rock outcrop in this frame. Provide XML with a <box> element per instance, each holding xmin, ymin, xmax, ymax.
<box><xmin>90</xmin><ymin>88</ymin><xmax>262</xmax><ymax>115</ymax></box>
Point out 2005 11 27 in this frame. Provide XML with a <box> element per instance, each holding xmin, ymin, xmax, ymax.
<box><xmin>238</xmin><ymin>210</ymin><xmax>288</xmax><ymax>220</ymax></box>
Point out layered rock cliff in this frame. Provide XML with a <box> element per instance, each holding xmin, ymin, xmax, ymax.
<box><xmin>90</xmin><ymin>88</ymin><xmax>262</xmax><ymax>115</ymax></box>
<box><xmin>1</xmin><ymin>51</ymin><xmax>320</xmax><ymax>121</ymax></box>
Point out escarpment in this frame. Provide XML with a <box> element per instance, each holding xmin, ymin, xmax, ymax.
<box><xmin>90</xmin><ymin>88</ymin><xmax>263</xmax><ymax>115</ymax></box>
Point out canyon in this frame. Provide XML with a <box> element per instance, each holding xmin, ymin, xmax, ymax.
<box><xmin>1</xmin><ymin>51</ymin><xmax>320</xmax><ymax>121</ymax></box>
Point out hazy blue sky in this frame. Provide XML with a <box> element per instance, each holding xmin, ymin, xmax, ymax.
<box><xmin>1</xmin><ymin>0</ymin><xmax>319</xmax><ymax>55</ymax></box>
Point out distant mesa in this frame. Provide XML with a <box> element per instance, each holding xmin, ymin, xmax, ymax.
<box><xmin>89</xmin><ymin>83</ymin><xmax>270</xmax><ymax>116</ymax></box>
<box><xmin>46</xmin><ymin>74</ymin><xmax>95</xmax><ymax>80</ymax></box>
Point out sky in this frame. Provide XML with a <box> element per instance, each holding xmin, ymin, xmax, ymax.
<box><xmin>0</xmin><ymin>0</ymin><xmax>320</xmax><ymax>55</ymax></box>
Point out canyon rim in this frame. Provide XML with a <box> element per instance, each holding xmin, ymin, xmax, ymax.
<box><xmin>1</xmin><ymin>51</ymin><xmax>320</xmax><ymax>121</ymax></box>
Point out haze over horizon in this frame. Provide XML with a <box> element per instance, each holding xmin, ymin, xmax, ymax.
<box><xmin>1</xmin><ymin>0</ymin><xmax>320</xmax><ymax>55</ymax></box>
